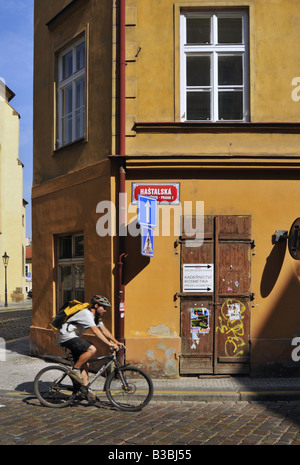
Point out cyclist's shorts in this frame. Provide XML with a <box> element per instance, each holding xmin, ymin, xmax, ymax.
<box><xmin>61</xmin><ymin>337</ymin><xmax>93</xmax><ymax>363</ymax></box>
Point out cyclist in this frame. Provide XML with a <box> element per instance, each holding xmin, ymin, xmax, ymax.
<box><xmin>58</xmin><ymin>295</ymin><xmax>125</xmax><ymax>390</ymax></box>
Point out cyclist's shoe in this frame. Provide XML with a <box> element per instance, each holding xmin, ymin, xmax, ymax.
<box><xmin>80</xmin><ymin>386</ymin><xmax>98</xmax><ymax>403</ymax></box>
<box><xmin>67</xmin><ymin>368</ymin><xmax>84</xmax><ymax>385</ymax></box>
<box><xmin>87</xmin><ymin>389</ymin><xmax>97</xmax><ymax>403</ymax></box>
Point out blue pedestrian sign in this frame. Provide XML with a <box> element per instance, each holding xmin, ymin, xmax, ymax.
<box><xmin>138</xmin><ymin>195</ymin><xmax>157</xmax><ymax>228</ymax></box>
<box><xmin>141</xmin><ymin>226</ymin><xmax>154</xmax><ymax>257</ymax></box>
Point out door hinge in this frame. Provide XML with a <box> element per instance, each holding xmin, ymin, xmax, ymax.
<box><xmin>174</xmin><ymin>239</ymin><xmax>183</xmax><ymax>248</ymax></box>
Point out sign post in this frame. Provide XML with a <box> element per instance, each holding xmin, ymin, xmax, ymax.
<box><xmin>138</xmin><ymin>195</ymin><xmax>157</xmax><ymax>228</ymax></box>
<box><xmin>141</xmin><ymin>226</ymin><xmax>154</xmax><ymax>257</ymax></box>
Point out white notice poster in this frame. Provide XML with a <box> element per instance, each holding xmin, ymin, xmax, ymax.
<box><xmin>182</xmin><ymin>264</ymin><xmax>214</xmax><ymax>293</ymax></box>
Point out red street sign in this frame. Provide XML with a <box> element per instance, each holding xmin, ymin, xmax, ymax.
<box><xmin>132</xmin><ymin>183</ymin><xmax>180</xmax><ymax>204</ymax></box>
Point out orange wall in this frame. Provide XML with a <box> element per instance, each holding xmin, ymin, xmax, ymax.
<box><xmin>31</xmin><ymin>160</ymin><xmax>113</xmax><ymax>356</ymax></box>
<box><xmin>123</xmin><ymin>170</ymin><xmax>300</xmax><ymax>376</ymax></box>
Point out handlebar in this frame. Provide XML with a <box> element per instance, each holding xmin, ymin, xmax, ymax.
<box><xmin>109</xmin><ymin>345</ymin><xmax>126</xmax><ymax>354</ymax></box>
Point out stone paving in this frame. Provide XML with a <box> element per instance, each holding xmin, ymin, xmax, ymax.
<box><xmin>2</xmin><ymin>306</ymin><xmax>300</xmax><ymax>447</ymax></box>
<box><xmin>1</xmin><ymin>396</ymin><xmax>300</xmax><ymax>446</ymax></box>
<box><xmin>0</xmin><ymin>306</ymin><xmax>32</xmax><ymax>341</ymax></box>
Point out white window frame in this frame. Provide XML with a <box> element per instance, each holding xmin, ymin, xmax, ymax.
<box><xmin>180</xmin><ymin>10</ymin><xmax>249</xmax><ymax>122</ymax></box>
<box><xmin>56</xmin><ymin>36</ymin><xmax>86</xmax><ymax>149</ymax></box>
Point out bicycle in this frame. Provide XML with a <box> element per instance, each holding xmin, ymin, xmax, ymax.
<box><xmin>34</xmin><ymin>348</ymin><xmax>154</xmax><ymax>412</ymax></box>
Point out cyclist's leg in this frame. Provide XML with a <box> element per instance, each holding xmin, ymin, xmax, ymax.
<box><xmin>61</xmin><ymin>338</ymin><xmax>96</xmax><ymax>385</ymax></box>
<box><xmin>76</xmin><ymin>347</ymin><xmax>97</xmax><ymax>384</ymax></box>
<box><xmin>71</xmin><ymin>344</ymin><xmax>98</xmax><ymax>401</ymax></box>
<box><xmin>74</xmin><ymin>344</ymin><xmax>96</xmax><ymax>369</ymax></box>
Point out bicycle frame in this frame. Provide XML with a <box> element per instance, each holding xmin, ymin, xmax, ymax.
<box><xmin>55</xmin><ymin>350</ymin><xmax>122</xmax><ymax>391</ymax></box>
<box><xmin>84</xmin><ymin>353</ymin><xmax>116</xmax><ymax>389</ymax></box>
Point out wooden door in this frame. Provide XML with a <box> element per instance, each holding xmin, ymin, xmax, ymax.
<box><xmin>180</xmin><ymin>215</ymin><xmax>252</xmax><ymax>375</ymax></box>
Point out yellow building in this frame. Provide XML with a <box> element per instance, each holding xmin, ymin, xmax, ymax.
<box><xmin>0</xmin><ymin>80</ymin><xmax>26</xmax><ymax>304</ymax></box>
<box><xmin>32</xmin><ymin>0</ymin><xmax>300</xmax><ymax>378</ymax></box>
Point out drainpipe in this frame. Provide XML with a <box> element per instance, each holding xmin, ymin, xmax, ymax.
<box><xmin>119</xmin><ymin>0</ymin><xmax>126</xmax><ymax>158</ymax></box>
<box><xmin>117</xmin><ymin>165</ymin><xmax>125</xmax><ymax>347</ymax></box>
<box><xmin>116</xmin><ymin>0</ymin><xmax>126</xmax><ymax>353</ymax></box>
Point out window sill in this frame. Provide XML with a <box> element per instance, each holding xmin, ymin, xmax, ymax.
<box><xmin>133</xmin><ymin>122</ymin><xmax>300</xmax><ymax>134</ymax></box>
<box><xmin>53</xmin><ymin>137</ymin><xmax>86</xmax><ymax>154</ymax></box>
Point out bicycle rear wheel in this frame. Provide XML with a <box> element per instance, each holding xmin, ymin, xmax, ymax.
<box><xmin>105</xmin><ymin>366</ymin><xmax>153</xmax><ymax>411</ymax></box>
<box><xmin>34</xmin><ymin>365</ymin><xmax>76</xmax><ymax>408</ymax></box>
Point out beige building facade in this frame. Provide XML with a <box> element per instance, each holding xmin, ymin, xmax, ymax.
<box><xmin>0</xmin><ymin>81</ymin><xmax>26</xmax><ymax>304</ymax></box>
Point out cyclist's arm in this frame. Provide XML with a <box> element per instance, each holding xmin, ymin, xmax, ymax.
<box><xmin>90</xmin><ymin>325</ymin><xmax>118</xmax><ymax>349</ymax></box>
<box><xmin>100</xmin><ymin>324</ymin><xmax>126</xmax><ymax>348</ymax></box>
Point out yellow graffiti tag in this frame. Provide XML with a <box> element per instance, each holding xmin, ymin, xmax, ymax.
<box><xmin>216</xmin><ymin>299</ymin><xmax>246</xmax><ymax>358</ymax></box>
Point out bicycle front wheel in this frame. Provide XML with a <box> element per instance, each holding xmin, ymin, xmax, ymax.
<box><xmin>34</xmin><ymin>365</ymin><xmax>76</xmax><ymax>408</ymax></box>
<box><xmin>106</xmin><ymin>366</ymin><xmax>153</xmax><ymax>411</ymax></box>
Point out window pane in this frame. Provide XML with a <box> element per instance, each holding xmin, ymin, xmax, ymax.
<box><xmin>63</xmin><ymin>115</ymin><xmax>73</xmax><ymax>145</ymax></box>
<box><xmin>58</xmin><ymin>39</ymin><xmax>86</xmax><ymax>147</ymax></box>
<box><xmin>218</xmin><ymin>91</ymin><xmax>243</xmax><ymax>120</ymax></box>
<box><xmin>187</xmin><ymin>17</ymin><xmax>211</xmax><ymax>44</ymax></box>
<box><xmin>75</xmin><ymin>290</ymin><xmax>84</xmax><ymax>302</ymax></box>
<box><xmin>74</xmin><ymin>235</ymin><xmax>84</xmax><ymax>257</ymax></box>
<box><xmin>58</xmin><ymin>233</ymin><xmax>84</xmax><ymax>309</ymax></box>
<box><xmin>187</xmin><ymin>56</ymin><xmax>210</xmax><ymax>86</ymax></box>
<box><xmin>218</xmin><ymin>56</ymin><xmax>243</xmax><ymax>86</ymax></box>
<box><xmin>76</xmin><ymin>42</ymin><xmax>85</xmax><ymax>71</ymax></box>
<box><xmin>75</xmin><ymin>109</ymin><xmax>85</xmax><ymax>139</ymax></box>
<box><xmin>59</xmin><ymin>236</ymin><xmax>72</xmax><ymax>259</ymax></box>
<box><xmin>74</xmin><ymin>265</ymin><xmax>84</xmax><ymax>289</ymax></box>
<box><xmin>60</xmin><ymin>265</ymin><xmax>73</xmax><ymax>289</ymax></box>
<box><xmin>63</xmin><ymin>51</ymin><xmax>73</xmax><ymax>79</ymax></box>
<box><xmin>187</xmin><ymin>91</ymin><xmax>210</xmax><ymax>120</ymax></box>
<box><xmin>75</xmin><ymin>77</ymin><xmax>85</xmax><ymax>109</ymax></box>
<box><xmin>63</xmin><ymin>85</ymin><xmax>73</xmax><ymax>115</ymax></box>
<box><xmin>62</xmin><ymin>290</ymin><xmax>73</xmax><ymax>305</ymax></box>
<box><xmin>218</xmin><ymin>17</ymin><xmax>243</xmax><ymax>44</ymax></box>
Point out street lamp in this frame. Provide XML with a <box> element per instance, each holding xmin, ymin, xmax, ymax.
<box><xmin>2</xmin><ymin>252</ymin><xmax>9</xmax><ymax>307</ymax></box>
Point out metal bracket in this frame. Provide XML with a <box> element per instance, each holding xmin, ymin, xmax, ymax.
<box><xmin>174</xmin><ymin>239</ymin><xmax>183</xmax><ymax>248</ymax></box>
<box><xmin>274</xmin><ymin>230</ymin><xmax>289</xmax><ymax>243</ymax></box>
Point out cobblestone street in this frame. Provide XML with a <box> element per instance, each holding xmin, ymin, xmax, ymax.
<box><xmin>1</xmin><ymin>395</ymin><xmax>300</xmax><ymax>447</ymax></box>
<box><xmin>1</xmin><ymin>307</ymin><xmax>300</xmax><ymax>448</ymax></box>
<box><xmin>0</xmin><ymin>307</ymin><xmax>32</xmax><ymax>341</ymax></box>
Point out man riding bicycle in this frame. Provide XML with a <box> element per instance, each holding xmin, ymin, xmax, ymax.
<box><xmin>58</xmin><ymin>295</ymin><xmax>125</xmax><ymax>392</ymax></box>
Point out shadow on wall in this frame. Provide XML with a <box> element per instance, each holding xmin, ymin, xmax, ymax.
<box><xmin>260</xmin><ymin>237</ymin><xmax>286</xmax><ymax>298</ymax></box>
<box><xmin>257</xmin><ymin>236</ymin><xmax>300</xmax><ymax>378</ymax></box>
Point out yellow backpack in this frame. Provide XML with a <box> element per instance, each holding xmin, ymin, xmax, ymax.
<box><xmin>50</xmin><ymin>300</ymin><xmax>90</xmax><ymax>331</ymax></box>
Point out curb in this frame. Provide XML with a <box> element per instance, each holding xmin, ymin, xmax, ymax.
<box><xmin>2</xmin><ymin>388</ymin><xmax>300</xmax><ymax>403</ymax></box>
<box><xmin>0</xmin><ymin>305</ymin><xmax>32</xmax><ymax>313</ymax></box>
<box><xmin>152</xmin><ymin>389</ymin><xmax>300</xmax><ymax>402</ymax></box>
